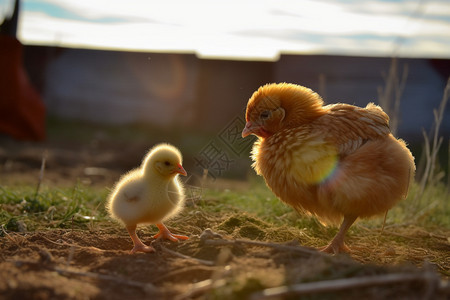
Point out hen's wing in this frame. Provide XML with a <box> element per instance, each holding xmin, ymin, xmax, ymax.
<box><xmin>317</xmin><ymin>103</ymin><xmax>390</xmax><ymax>156</ymax></box>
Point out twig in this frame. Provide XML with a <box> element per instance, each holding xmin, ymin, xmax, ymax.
<box><xmin>250</xmin><ymin>271</ymin><xmax>440</xmax><ymax>300</ymax></box>
<box><xmin>203</xmin><ymin>238</ymin><xmax>320</xmax><ymax>257</ymax></box>
<box><xmin>414</xmin><ymin>77</ymin><xmax>450</xmax><ymax>210</ymax></box>
<box><xmin>153</xmin><ymin>265</ymin><xmax>219</xmax><ymax>284</ymax></box>
<box><xmin>165</xmin><ymin>247</ymin><xmax>232</xmax><ymax>299</ymax></box>
<box><xmin>448</xmin><ymin>140</ymin><xmax>450</xmax><ymax>192</ymax></box>
<box><xmin>175</xmin><ymin>278</ymin><xmax>227</xmax><ymax>300</ymax></box>
<box><xmin>40</xmin><ymin>235</ymin><xmax>104</xmax><ymax>252</ymax></box>
<box><xmin>318</xmin><ymin>73</ymin><xmax>327</xmax><ymax>101</ymax></box>
<box><xmin>381</xmin><ymin>231</ymin><xmax>415</xmax><ymax>240</ymax></box>
<box><xmin>158</xmin><ymin>244</ymin><xmax>215</xmax><ymax>266</ymax></box>
<box><xmin>1</xmin><ymin>226</ymin><xmax>26</xmax><ymax>246</ymax></box>
<box><xmin>380</xmin><ymin>210</ymin><xmax>388</xmax><ymax>235</ymax></box>
<box><xmin>34</xmin><ymin>151</ymin><xmax>48</xmax><ymax>200</ymax></box>
<box><xmin>383</xmin><ymin>221</ymin><xmax>414</xmax><ymax>230</ymax></box>
<box><xmin>174</xmin><ymin>254</ymin><xmax>232</xmax><ymax>300</ymax></box>
<box><xmin>413</xmin><ymin>200</ymin><xmax>440</xmax><ymax>222</ymax></box>
<box><xmin>377</xmin><ymin>58</ymin><xmax>408</xmax><ymax>136</ymax></box>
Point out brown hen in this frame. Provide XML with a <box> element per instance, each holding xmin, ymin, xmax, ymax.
<box><xmin>242</xmin><ymin>83</ymin><xmax>415</xmax><ymax>254</ymax></box>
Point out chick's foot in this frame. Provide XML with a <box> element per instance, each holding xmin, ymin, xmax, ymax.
<box><xmin>130</xmin><ymin>244</ymin><xmax>155</xmax><ymax>254</ymax></box>
<box><xmin>154</xmin><ymin>223</ymin><xmax>188</xmax><ymax>242</ymax></box>
<box><xmin>126</xmin><ymin>224</ymin><xmax>155</xmax><ymax>254</ymax></box>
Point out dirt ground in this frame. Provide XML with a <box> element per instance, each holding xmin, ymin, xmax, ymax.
<box><xmin>1</xmin><ymin>137</ymin><xmax>449</xmax><ymax>299</ymax></box>
<box><xmin>1</xmin><ymin>226</ymin><xmax>448</xmax><ymax>300</ymax></box>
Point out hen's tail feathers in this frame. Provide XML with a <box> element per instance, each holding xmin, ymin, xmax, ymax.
<box><xmin>365</xmin><ymin>103</ymin><xmax>390</xmax><ymax>124</ymax></box>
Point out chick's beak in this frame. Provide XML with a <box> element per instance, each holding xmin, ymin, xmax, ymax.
<box><xmin>175</xmin><ymin>163</ymin><xmax>187</xmax><ymax>176</ymax></box>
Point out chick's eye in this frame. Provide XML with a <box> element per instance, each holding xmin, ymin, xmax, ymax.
<box><xmin>164</xmin><ymin>161</ymin><xmax>171</xmax><ymax>166</ymax></box>
<box><xmin>260</xmin><ymin>110</ymin><xmax>270</xmax><ymax>120</ymax></box>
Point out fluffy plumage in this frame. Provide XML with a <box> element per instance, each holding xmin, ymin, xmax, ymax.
<box><xmin>107</xmin><ymin>143</ymin><xmax>188</xmax><ymax>254</ymax></box>
<box><xmin>242</xmin><ymin>83</ymin><xmax>415</xmax><ymax>253</ymax></box>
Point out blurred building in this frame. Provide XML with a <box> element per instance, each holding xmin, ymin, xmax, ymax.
<box><xmin>23</xmin><ymin>46</ymin><xmax>450</xmax><ymax>141</ymax></box>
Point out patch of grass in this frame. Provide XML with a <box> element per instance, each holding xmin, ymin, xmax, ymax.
<box><xmin>200</xmin><ymin>173</ymin><xmax>449</xmax><ymax>237</ymax></box>
<box><xmin>200</xmin><ymin>176</ymin><xmax>293</xmax><ymax>224</ymax></box>
<box><xmin>2</xmin><ymin>172</ymin><xmax>447</xmax><ymax>239</ymax></box>
<box><xmin>0</xmin><ymin>184</ymin><xmax>109</xmax><ymax>233</ymax></box>
<box><xmin>391</xmin><ymin>181</ymin><xmax>449</xmax><ymax>228</ymax></box>
<box><xmin>1</xmin><ymin>162</ymin><xmax>448</xmax><ymax>280</ymax></box>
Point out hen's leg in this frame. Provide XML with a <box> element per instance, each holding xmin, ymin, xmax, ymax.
<box><xmin>320</xmin><ymin>215</ymin><xmax>357</xmax><ymax>254</ymax></box>
<box><xmin>154</xmin><ymin>223</ymin><xmax>188</xmax><ymax>242</ymax></box>
<box><xmin>126</xmin><ymin>224</ymin><xmax>155</xmax><ymax>254</ymax></box>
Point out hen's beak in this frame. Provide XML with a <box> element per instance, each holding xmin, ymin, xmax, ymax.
<box><xmin>175</xmin><ymin>163</ymin><xmax>187</xmax><ymax>176</ymax></box>
<box><xmin>242</xmin><ymin>121</ymin><xmax>269</xmax><ymax>138</ymax></box>
<box><xmin>242</xmin><ymin>121</ymin><xmax>255</xmax><ymax>138</ymax></box>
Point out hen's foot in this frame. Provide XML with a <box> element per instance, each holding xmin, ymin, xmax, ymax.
<box><xmin>154</xmin><ymin>223</ymin><xmax>188</xmax><ymax>242</ymax></box>
<box><xmin>319</xmin><ymin>215</ymin><xmax>357</xmax><ymax>254</ymax></box>
<box><xmin>319</xmin><ymin>242</ymin><xmax>351</xmax><ymax>254</ymax></box>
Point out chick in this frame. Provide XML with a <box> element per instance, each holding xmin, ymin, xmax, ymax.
<box><xmin>107</xmin><ymin>143</ymin><xmax>188</xmax><ymax>254</ymax></box>
<box><xmin>242</xmin><ymin>83</ymin><xmax>415</xmax><ymax>254</ymax></box>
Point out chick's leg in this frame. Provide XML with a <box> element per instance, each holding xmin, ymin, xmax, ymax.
<box><xmin>320</xmin><ymin>215</ymin><xmax>357</xmax><ymax>254</ymax></box>
<box><xmin>126</xmin><ymin>224</ymin><xmax>155</xmax><ymax>254</ymax></box>
<box><xmin>154</xmin><ymin>223</ymin><xmax>188</xmax><ymax>242</ymax></box>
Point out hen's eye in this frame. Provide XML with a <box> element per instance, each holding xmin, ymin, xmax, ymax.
<box><xmin>260</xmin><ymin>110</ymin><xmax>270</xmax><ymax>120</ymax></box>
<box><xmin>164</xmin><ymin>161</ymin><xmax>171</xmax><ymax>166</ymax></box>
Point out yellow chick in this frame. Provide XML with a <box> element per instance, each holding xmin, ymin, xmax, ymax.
<box><xmin>107</xmin><ymin>143</ymin><xmax>188</xmax><ymax>254</ymax></box>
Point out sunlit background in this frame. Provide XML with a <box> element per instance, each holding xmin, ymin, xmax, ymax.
<box><xmin>0</xmin><ymin>0</ymin><xmax>448</xmax><ymax>60</ymax></box>
<box><xmin>0</xmin><ymin>0</ymin><xmax>449</xmax><ymax>151</ymax></box>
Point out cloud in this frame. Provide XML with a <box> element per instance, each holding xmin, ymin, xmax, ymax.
<box><xmin>16</xmin><ymin>0</ymin><xmax>450</xmax><ymax>59</ymax></box>
<box><xmin>23</xmin><ymin>0</ymin><xmax>135</xmax><ymax>23</ymax></box>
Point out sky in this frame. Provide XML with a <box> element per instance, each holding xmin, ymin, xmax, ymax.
<box><xmin>1</xmin><ymin>0</ymin><xmax>450</xmax><ymax>60</ymax></box>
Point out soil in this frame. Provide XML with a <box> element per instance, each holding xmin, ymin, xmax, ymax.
<box><xmin>0</xmin><ymin>137</ymin><xmax>449</xmax><ymax>299</ymax></box>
